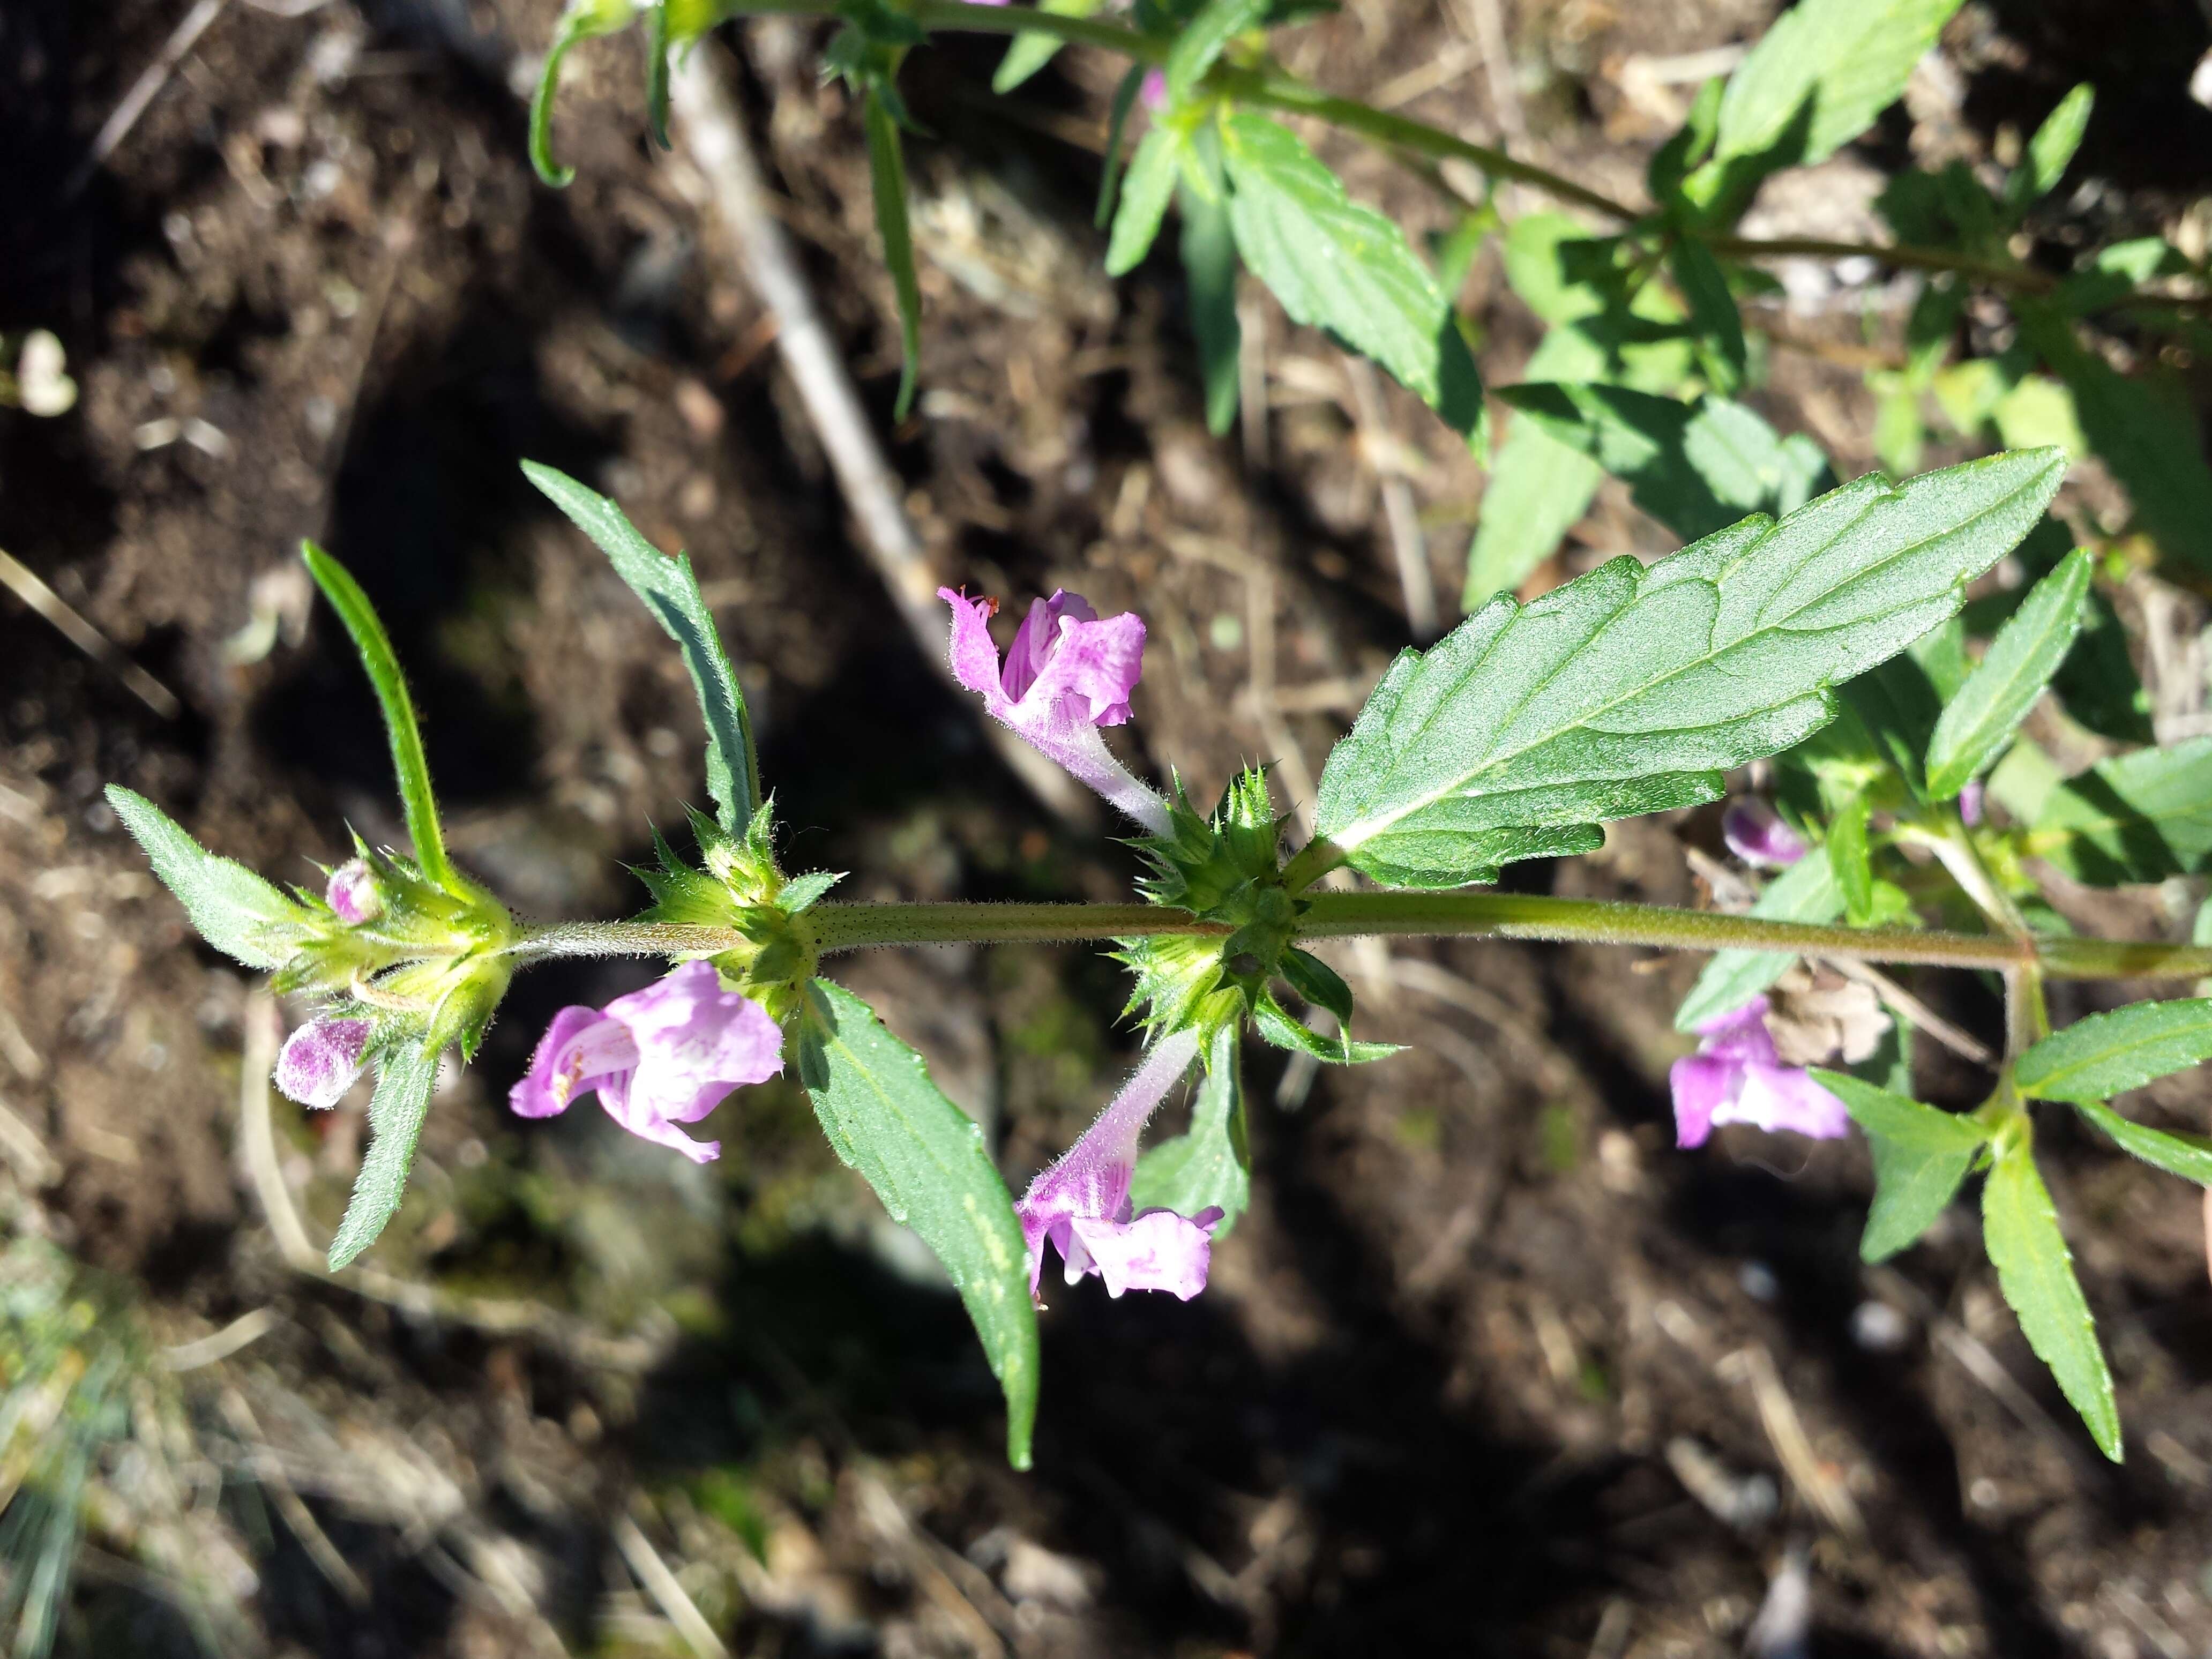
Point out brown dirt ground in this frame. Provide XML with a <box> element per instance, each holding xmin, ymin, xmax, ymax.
<box><xmin>6</xmin><ymin>0</ymin><xmax>2212</xmax><ymax>1654</ymax></box>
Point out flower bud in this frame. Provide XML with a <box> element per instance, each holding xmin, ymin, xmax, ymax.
<box><xmin>325</xmin><ymin>859</ymin><xmax>382</xmax><ymax>924</ymax></box>
<box><xmin>275</xmin><ymin>1017</ymin><xmax>371</xmax><ymax>1109</ymax></box>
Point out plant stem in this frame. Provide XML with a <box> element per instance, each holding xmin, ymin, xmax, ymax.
<box><xmin>513</xmin><ymin>896</ymin><xmax>2212</xmax><ymax>980</ymax></box>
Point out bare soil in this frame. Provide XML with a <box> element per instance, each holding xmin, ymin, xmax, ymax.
<box><xmin>6</xmin><ymin>0</ymin><xmax>2212</xmax><ymax>1654</ymax></box>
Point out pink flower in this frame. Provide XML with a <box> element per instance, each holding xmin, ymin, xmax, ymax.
<box><xmin>1722</xmin><ymin>799</ymin><xmax>1808</xmax><ymax>868</ymax></box>
<box><xmin>1018</xmin><ymin>1029</ymin><xmax>1222</xmax><ymax>1302</ymax></box>
<box><xmin>509</xmin><ymin>960</ymin><xmax>782</xmax><ymax>1163</ymax></box>
<box><xmin>276</xmin><ymin>1017</ymin><xmax>371</xmax><ymax>1109</ymax></box>
<box><xmin>326</xmin><ymin>859</ymin><xmax>382</xmax><ymax>924</ymax></box>
<box><xmin>941</xmin><ymin>588</ymin><xmax>1172</xmax><ymax>835</ymax></box>
<box><xmin>1959</xmin><ymin>779</ymin><xmax>1985</xmax><ymax>827</ymax></box>
<box><xmin>1670</xmin><ymin>997</ymin><xmax>1850</xmax><ymax>1148</ymax></box>
<box><xmin>1140</xmin><ymin>67</ymin><xmax>1166</xmax><ymax>110</ymax></box>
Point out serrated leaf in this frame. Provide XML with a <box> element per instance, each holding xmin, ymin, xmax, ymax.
<box><xmin>1675</xmin><ymin>852</ymin><xmax>1843</xmax><ymax>1030</ymax></box>
<box><xmin>2005</xmin><ymin>84</ymin><xmax>2094</xmax><ymax>214</ymax></box>
<box><xmin>1814</xmin><ymin>1070</ymin><xmax>1987</xmax><ymax>1261</ymax></box>
<box><xmin>302</xmin><ymin>543</ymin><xmax>461</xmax><ymax>892</ymax></box>
<box><xmin>862</xmin><ymin>88</ymin><xmax>923</xmax><ymax>421</ymax></box>
<box><xmin>2073</xmin><ymin>1097</ymin><xmax>2212</xmax><ymax>1185</ymax></box>
<box><xmin>797</xmin><ymin>980</ymin><xmax>1039</xmax><ymax>1468</ymax></box>
<box><xmin>328</xmin><ymin>1041</ymin><xmax>439</xmax><ymax>1271</ymax></box>
<box><xmin>1314</xmin><ymin>450</ymin><xmax>2065</xmax><ymax>890</ymax></box>
<box><xmin>1107</xmin><ymin>124</ymin><xmax>1185</xmax><ymax>275</ymax></box>
<box><xmin>1163</xmin><ymin>0</ymin><xmax>1265</xmax><ymax>104</ymax></box>
<box><xmin>1667</xmin><ymin>238</ymin><xmax>1746</xmax><ymax>393</ymax></box>
<box><xmin>1982</xmin><ymin>1133</ymin><xmax>2121</xmax><ymax>1460</ymax></box>
<box><xmin>2028</xmin><ymin>736</ymin><xmax>2212</xmax><ymax>885</ymax></box>
<box><xmin>1220</xmin><ymin>111</ymin><xmax>1483</xmax><ymax>439</ymax></box>
<box><xmin>1179</xmin><ymin>163</ymin><xmax>1242</xmax><ymax>436</ymax></box>
<box><xmin>524</xmin><ymin>463</ymin><xmax>759</xmax><ymax>835</ymax></box>
<box><xmin>2017</xmin><ymin>300</ymin><xmax>2212</xmax><ymax>579</ymax></box>
<box><xmin>1925</xmin><ymin>549</ymin><xmax>2090</xmax><ymax>798</ymax></box>
<box><xmin>1128</xmin><ymin>1025</ymin><xmax>1250</xmax><ymax>1237</ymax></box>
<box><xmin>2015</xmin><ymin>999</ymin><xmax>2212</xmax><ymax>1103</ymax></box>
<box><xmin>106</xmin><ymin>787</ymin><xmax>310</xmax><ymax>969</ymax></box>
<box><xmin>991</xmin><ymin>0</ymin><xmax>1097</xmax><ymax>92</ymax></box>
<box><xmin>1715</xmin><ymin>0</ymin><xmax>1966</xmax><ymax>168</ymax></box>
<box><xmin>1497</xmin><ymin>385</ymin><xmax>1834</xmax><ymax>543</ymax></box>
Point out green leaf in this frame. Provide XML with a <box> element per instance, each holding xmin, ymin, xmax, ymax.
<box><xmin>862</xmin><ymin>88</ymin><xmax>924</xmax><ymax>422</ymax></box>
<box><xmin>774</xmin><ymin>870</ymin><xmax>845</xmax><ymax>913</ymax></box>
<box><xmin>1497</xmin><ymin>385</ymin><xmax>1833</xmax><ymax>543</ymax></box>
<box><xmin>1462</xmin><ymin>417</ymin><xmax>1604</xmax><ymax>609</ymax></box>
<box><xmin>2017</xmin><ymin>299</ymin><xmax>2212</xmax><ymax>579</ymax></box>
<box><xmin>328</xmin><ymin>1041</ymin><xmax>439</xmax><ymax>1271</ymax></box>
<box><xmin>1715</xmin><ymin>0</ymin><xmax>1966</xmax><ymax>168</ymax></box>
<box><xmin>2073</xmin><ymin>1097</ymin><xmax>2212</xmax><ymax>1186</ymax></box>
<box><xmin>644</xmin><ymin>4</ymin><xmax>672</xmax><ymax>150</ymax></box>
<box><xmin>1220</xmin><ymin>112</ymin><xmax>1483</xmax><ymax>440</ymax></box>
<box><xmin>1093</xmin><ymin>64</ymin><xmax>1147</xmax><ymax>230</ymax></box>
<box><xmin>1838</xmin><ymin>651</ymin><xmax>1941</xmax><ymax>799</ymax></box>
<box><xmin>2027</xmin><ymin>736</ymin><xmax>2212</xmax><ymax>884</ymax></box>
<box><xmin>1279</xmin><ymin>946</ymin><xmax>1352</xmax><ymax>1023</ymax></box>
<box><xmin>1924</xmin><ymin>549</ymin><xmax>2090</xmax><ymax>799</ymax></box>
<box><xmin>1313</xmin><ymin>450</ymin><xmax>2065</xmax><ymax>890</ymax></box>
<box><xmin>529</xmin><ymin>0</ymin><xmax>638</xmax><ymax>186</ymax></box>
<box><xmin>302</xmin><ymin>542</ymin><xmax>460</xmax><ymax>892</ymax></box>
<box><xmin>1164</xmin><ymin>0</ymin><xmax>1265</xmax><ymax>104</ymax></box>
<box><xmin>1106</xmin><ymin>124</ymin><xmax>1186</xmax><ymax>275</ymax></box>
<box><xmin>1812</xmin><ymin>1070</ymin><xmax>1987</xmax><ymax>1261</ymax></box>
<box><xmin>522</xmin><ymin>464</ymin><xmax>759</xmax><ymax>835</ymax></box>
<box><xmin>1828</xmin><ymin>798</ymin><xmax>1874</xmax><ymax>923</ymax></box>
<box><xmin>1179</xmin><ymin>161</ymin><xmax>1242</xmax><ymax>436</ymax></box>
<box><xmin>1128</xmin><ymin>1025</ymin><xmax>1250</xmax><ymax>1237</ymax></box>
<box><xmin>797</xmin><ymin>980</ymin><xmax>1039</xmax><ymax>1468</ymax></box>
<box><xmin>2016</xmin><ymin>999</ymin><xmax>2212</xmax><ymax>1103</ymax></box>
<box><xmin>1982</xmin><ymin>1131</ymin><xmax>2121</xmax><ymax>1461</ymax></box>
<box><xmin>1667</xmin><ymin>238</ymin><xmax>1747</xmax><ymax>393</ymax></box>
<box><xmin>1251</xmin><ymin>990</ymin><xmax>1401</xmax><ymax>1063</ymax></box>
<box><xmin>105</xmin><ymin>787</ymin><xmax>310</xmax><ymax>969</ymax></box>
<box><xmin>1674</xmin><ymin>852</ymin><xmax>1843</xmax><ymax>1030</ymax></box>
<box><xmin>991</xmin><ymin>0</ymin><xmax>1098</xmax><ymax>92</ymax></box>
<box><xmin>2005</xmin><ymin>84</ymin><xmax>2094</xmax><ymax>214</ymax></box>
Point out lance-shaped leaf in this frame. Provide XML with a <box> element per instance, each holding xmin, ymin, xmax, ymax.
<box><xmin>1129</xmin><ymin>1026</ymin><xmax>1251</xmax><ymax>1238</ymax></box>
<box><xmin>1313</xmin><ymin>449</ymin><xmax>2065</xmax><ymax>890</ymax></box>
<box><xmin>796</xmin><ymin>980</ymin><xmax>1040</xmax><ymax>1468</ymax></box>
<box><xmin>328</xmin><ymin>1041</ymin><xmax>439</xmax><ymax>1271</ymax></box>
<box><xmin>2072</xmin><ymin>1097</ymin><xmax>2212</xmax><ymax>1186</ymax></box>
<box><xmin>1814</xmin><ymin>1071</ymin><xmax>1988</xmax><ymax>1261</ymax></box>
<box><xmin>2023</xmin><ymin>736</ymin><xmax>2212</xmax><ymax>885</ymax></box>
<box><xmin>1462</xmin><ymin>324</ymin><xmax>1615</xmax><ymax>610</ymax></box>
<box><xmin>1106</xmin><ymin>124</ymin><xmax>1186</xmax><ymax>275</ymax></box>
<box><xmin>2005</xmin><ymin>83</ymin><xmax>2093</xmax><ymax>213</ymax></box>
<box><xmin>1163</xmin><ymin>0</ymin><xmax>1266</xmax><ymax>105</ymax></box>
<box><xmin>1179</xmin><ymin>167</ymin><xmax>1242</xmax><ymax>436</ymax></box>
<box><xmin>106</xmin><ymin>787</ymin><xmax>310</xmax><ymax>970</ymax></box>
<box><xmin>991</xmin><ymin>0</ymin><xmax>1097</xmax><ymax>93</ymax></box>
<box><xmin>2016</xmin><ymin>999</ymin><xmax>2212</xmax><ymax>1104</ymax></box>
<box><xmin>1828</xmin><ymin>798</ymin><xmax>1874</xmax><ymax>923</ymax></box>
<box><xmin>1982</xmin><ymin>1130</ymin><xmax>2121</xmax><ymax>1461</ymax></box>
<box><xmin>1220</xmin><ymin>112</ymin><xmax>1483</xmax><ymax>440</ymax></box>
<box><xmin>1925</xmin><ymin>549</ymin><xmax>2091</xmax><ymax>799</ymax></box>
<box><xmin>302</xmin><ymin>543</ymin><xmax>463</xmax><ymax>893</ymax></box>
<box><xmin>1715</xmin><ymin>0</ymin><xmax>1964</xmax><ymax>168</ymax></box>
<box><xmin>530</xmin><ymin>0</ymin><xmax>639</xmax><ymax>186</ymax></box>
<box><xmin>1675</xmin><ymin>853</ymin><xmax>1842</xmax><ymax>1032</ymax></box>
<box><xmin>524</xmin><ymin>462</ymin><xmax>759</xmax><ymax>835</ymax></box>
<box><xmin>864</xmin><ymin>87</ymin><xmax>924</xmax><ymax>421</ymax></box>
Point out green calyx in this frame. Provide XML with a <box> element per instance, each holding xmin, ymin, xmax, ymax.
<box><xmin>278</xmin><ymin>836</ymin><xmax>515</xmax><ymax>1059</ymax></box>
<box><xmin>633</xmin><ymin>800</ymin><xmax>839</xmax><ymax>1019</ymax></box>
<box><xmin>1119</xmin><ymin>768</ymin><xmax>1387</xmax><ymax>1062</ymax></box>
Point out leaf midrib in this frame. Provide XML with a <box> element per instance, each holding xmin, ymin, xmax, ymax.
<box><xmin>2021</xmin><ymin>1010</ymin><xmax>2212</xmax><ymax>1098</ymax></box>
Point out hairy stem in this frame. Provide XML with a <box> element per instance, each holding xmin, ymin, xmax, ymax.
<box><xmin>513</xmin><ymin>897</ymin><xmax>2212</xmax><ymax>980</ymax></box>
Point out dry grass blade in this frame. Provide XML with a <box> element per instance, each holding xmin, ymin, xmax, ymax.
<box><xmin>0</xmin><ymin>547</ymin><xmax>180</xmax><ymax>719</ymax></box>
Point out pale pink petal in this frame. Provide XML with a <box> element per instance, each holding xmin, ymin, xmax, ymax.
<box><xmin>1669</xmin><ymin>1052</ymin><xmax>1733</xmax><ymax>1148</ymax></box>
<box><xmin>1023</xmin><ymin>602</ymin><xmax>1144</xmax><ymax>726</ymax></box>
<box><xmin>607</xmin><ymin>960</ymin><xmax>784</xmax><ymax>1126</ymax></box>
<box><xmin>596</xmin><ymin>1071</ymin><xmax>723</xmax><ymax>1163</ymax></box>
<box><xmin>1002</xmin><ymin>592</ymin><xmax>1098</xmax><ymax>702</ymax></box>
<box><xmin>509</xmin><ymin>1005</ymin><xmax>639</xmax><ymax>1119</ymax></box>
<box><xmin>275</xmin><ymin>1018</ymin><xmax>370</xmax><ymax>1109</ymax></box>
<box><xmin>940</xmin><ymin>588</ymin><xmax>1015</xmax><ymax>717</ymax></box>
<box><xmin>1694</xmin><ymin>996</ymin><xmax>1781</xmax><ymax>1064</ymax></box>
<box><xmin>325</xmin><ymin>860</ymin><xmax>382</xmax><ymax>924</ymax></box>
<box><xmin>1959</xmin><ymin>779</ymin><xmax>1985</xmax><ymax>827</ymax></box>
<box><xmin>1722</xmin><ymin>801</ymin><xmax>1807</xmax><ymax>868</ymax></box>
<box><xmin>1715</xmin><ymin>1064</ymin><xmax>1851</xmax><ymax>1140</ymax></box>
<box><xmin>1068</xmin><ymin>1208</ymin><xmax>1216</xmax><ymax>1299</ymax></box>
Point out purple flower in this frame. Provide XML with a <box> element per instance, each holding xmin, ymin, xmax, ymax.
<box><xmin>1670</xmin><ymin>997</ymin><xmax>1850</xmax><ymax>1148</ymax></box>
<box><xmin>940</xmin><ymin>587</ymin><xmax>1172</xmax><ymax>835</ymax></box>
<box><xmin>509</xmin><ymin>960</ymin><xmax>782</xmax><ymax>1163</ymax></box>
<box><xmin>1018</xmin><ymin>1029</ymin><xmax>1222</xmax><ymax>1303</ymax></box>
<box><xmin>276</xmin><ymin>1017</ymin><xmax>371</xmax><ymax>1109</ymax></box>
<box><xmin>1959</xmin><ymin>779</ymin><xmax>1985</xmax><ymax>827</ymax></box>
<box><xmin>1722</xmin><ymin>799</ymin><xmax>1808</xmax><ymax>868</ymax></box>
<box><xmin>1140</xmin><ymin>67</ymin><xmax>1167</xmax><ymax>110</ymax></box>
<box><xmin>326</xmin><ymin>859</ymin><xmax>382</xmax><ymax>924</ymax></box>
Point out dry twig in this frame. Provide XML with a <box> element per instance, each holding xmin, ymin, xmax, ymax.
<box><xmin>0</xmin><ymin>545</ymin><xmax>181</xmax><ymax>719</ymax></box>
